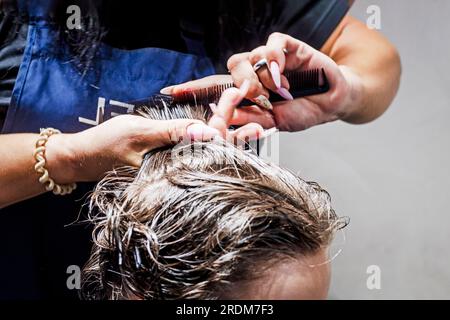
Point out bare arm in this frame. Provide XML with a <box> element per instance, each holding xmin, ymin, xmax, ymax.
<box><xmin>0</xmin><ymin>88</ymin><xmax>257</xmax><ymax>209</ymax></box>
<box><xmin>168</xmin><ymin>15</ymin><xmax>401</xmax><ymax>131</ymax></box>
<box><xmin>321</xmin><ymin>15</ymin><xmax>402</xmax><ymax>124</ymax></box>
<box><xmin>0</xmin><ymin>133</ymin><xmax>75</xmax><ymax>208</ymax></box>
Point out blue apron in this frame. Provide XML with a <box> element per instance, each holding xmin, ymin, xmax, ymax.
<box><xmin>0</xmin><ymin>0</ymin><xmax>214</xmax><ymax>299</ymax></box>
<box><xmin>2</xmin><ymin>8</ymin><xmax>214</xmax><ymax>133</ymax></box>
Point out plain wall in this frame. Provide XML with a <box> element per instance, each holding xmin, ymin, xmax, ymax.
<box><xmin>277</xmin><ymin>0</ymin><xmax>450</xmax><ymax>299</ymax></box>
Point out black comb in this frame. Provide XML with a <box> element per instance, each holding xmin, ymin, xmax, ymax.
<box><xmin>280</xmin><ymin>68</ymin><xmax>330</xmax><ymax>100</ymax></box>
<box><xmin>170</xmin><ymin>68</ymin><xmax>330</xmax><ymax>106</ymax></box>
<box><xmin>129</xmin><ymin>68</ymin><xmax>329</xmax><ymax>109</ymax></box>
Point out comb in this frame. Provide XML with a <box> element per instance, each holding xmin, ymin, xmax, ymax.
<box><xmin>170</xmin><ymin>68</ymin><xmax>330</xmax><ymax>106</ymax></box>
<box><xmin>129</xmin><ymin>68</ymin><xmax>329</xmax><ymax>110</ymax></box>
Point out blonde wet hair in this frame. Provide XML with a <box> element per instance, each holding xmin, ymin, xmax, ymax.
<box><xmin>81</xmin><ymin>102</ymin><xmax>346</xmax><ymax>300</ymax></box>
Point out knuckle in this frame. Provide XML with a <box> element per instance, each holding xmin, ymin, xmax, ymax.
<box><xmin>227</xmin><ymin>53</ymin><xmax>247</xmax><ymax>70</ymax></box>
<box><xmin>247</xmin><ymin>82</ymin><xmax>264</xmax><ymax>98</ymax></box>
<box><xmin>267</xmin><ymin>46</ymin><xmax>283</xmax><ymax>59</ymax></box>
<box><xmin>250</xmin><ymin>46</ymin><xmax>266</xmax><ymax>58</ymax></box>
<box><xmin>268</xmin><ymin>32</ymin><xmax>284</xmax><ymax>41</ymax></box>
<box><xmin>328</xmin><ymin>87</ymin><xmax>347</xmax><ymax>109</ymax></box>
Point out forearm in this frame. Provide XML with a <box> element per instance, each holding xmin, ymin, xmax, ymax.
<box><xmin>0</xmin><ymin>133</ymin><xmax>75</xmax><ymax>208</ymax></box>
<box><xmin>0</xmin><ymin>114</ymin><xmax>213</xmax><ymax>208</ymax></box>
<box><xmin>323</xmin><ymin>16</ymin><xmax>401</xmax><ymax>124</ymax></box>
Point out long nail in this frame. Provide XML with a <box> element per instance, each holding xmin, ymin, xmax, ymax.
<box><xmin>209</xmin><ymin>103</ymin><xmax>218</xmax><ymax>113</ymax></box>
<box><xmin>186</xmin><ymin>123</ymin><xmax>220</xmax><ymax>141</ymax></box>
<box><xmin>276</xmin><ymin>87</ymin><xmax>294</xmax><ymax>100</ymax></box>
<box><xmin>160</xmin><ymin>86</ymin><xmax>175</xmax><ymax>95</ymax></box>
<box><xmin>239</xmin><ymin>79</ymin><xmax>250</xmax><ymax>96</ymax></box>
<box><xmin>253</xmin><ymin>95</ymin><xmax>273</xmax><ymax>110</ymax></box>
<box><xmin>270</xmin><ymin>61</ymin><xmax>281</xmax><ymax>89</ymax></box>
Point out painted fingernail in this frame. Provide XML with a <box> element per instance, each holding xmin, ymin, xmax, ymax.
<box><xmin>239</xmin><ymin>79</ymin><xmax>250</xmax><ymax>96</ymax></box>
<box><xmin>209</xmin><ymin>103</ymin><xmax>218</xmax><ymax>113</ymax></box>
<box><xmin>253</xmin><ymin>95</ymin><xmax>273</xmax><ymax>110</ymax></box>
<box><xmin>187</xmin><ymin>123</ymin><xmax>220</xmax><ymax>140</ymax></box>
<box><xmin>270</xmin><ymin>61</ymin><xmax>281</xmax><ymax>89</ymax></box>
<box><xmin>276</xmin><ymin>87</ymin><xmax>294</xmax><ymax>100</ymax></box>
<box><xmin>160</xmin><ymin>86</ymin><xmax>174</xmax><ymax>95</ymax></box>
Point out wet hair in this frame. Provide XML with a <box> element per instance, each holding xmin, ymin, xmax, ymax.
<box><xmin>80</xmin><ymin>101</ymin><xmax>347</xmax><ymax>300</ymax></box>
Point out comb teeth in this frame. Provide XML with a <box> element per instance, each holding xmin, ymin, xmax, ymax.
<box><xmin>285</xmin><ymin>68</ymin><xmax>320</xmax><ymax>88</ymax></box>
<box><xmin>277</xmin><ymin>68</ymin><xmax>329</xmax><ymax>101</ymax></box>
<box><xmin>167</xmin><ymin>68</ymin><xmax>329</xmax><ymax>106</ymax></box>
<box><xmin>172</xmin><ymin>83</ymin><xmax>234</xmax><ymax>106</ymax></box>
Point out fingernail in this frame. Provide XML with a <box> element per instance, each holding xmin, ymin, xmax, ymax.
<box><xmin>160</xmin><ymin>86</ymin><xmax>174</xmax><ymax>95</ymax></box>
<box><xmin>187</xmin><ymin>123</ymin><xmax>220</xmax><ymax>140</ymax></box>
<box><xmin>276</xmin><ymin>87</ymin><xmax>294</xmax><ymax>100</ymax></box>
<box><xmin>239</xmin><ymin>79</ymin><xmax>250</xmax><ymax>96</ymax></box>
<box><xmin>270</xmin><ymin>61</ymin><xmax>281</xmax><ymax>89</ymax></box>
<box><xmin>253</xmin><ymin>95</ymin><xmax>273</xmax><ymax>110</ymax></box>
<box><xmin>209</xmin><ymin>103</ymin><xmax>218</xmax><ymax>113</ymax></box>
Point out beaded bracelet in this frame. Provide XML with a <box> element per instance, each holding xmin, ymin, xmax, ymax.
<box><xmin>33</xmin><ymin>128</ymin><xmax>77</xmax><ymax>195</ymax></box>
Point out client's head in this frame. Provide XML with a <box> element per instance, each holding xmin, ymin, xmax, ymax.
<box><xmin>81</xmin><ymin>101</ymin><xmax>347</xmax><ymax>300</ymax></box>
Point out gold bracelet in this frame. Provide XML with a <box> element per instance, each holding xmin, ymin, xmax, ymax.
<box><xmin>33</xmin><ymin>128</ymin><xmax>77</xmax><ymax>195</ymax></box>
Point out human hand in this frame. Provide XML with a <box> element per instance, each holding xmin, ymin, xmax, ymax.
<box><xmin>48</xmin><ymin>84</ymin><xmax>263</xmax><ymax>183</ymax></box>
<box><xmin>226</xmin><ymin>32</ymin><xmax>363</xmax><ymax>131</ymax></box>
<box><xmin>163</xmin><ymin>32</ymin><xmax>363</xmax><ymax>131</ymax></box>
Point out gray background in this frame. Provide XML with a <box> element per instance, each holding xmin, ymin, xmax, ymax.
<box><xmin>278</xmin><ymin>0</ymin><xmax>450</xmax><ymax>299</ymax></box>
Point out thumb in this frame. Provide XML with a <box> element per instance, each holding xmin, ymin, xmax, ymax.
<box><xmin>150</xmin><ymin>119</ymin><xmax>221</xmax><ymax>148</ymax></box>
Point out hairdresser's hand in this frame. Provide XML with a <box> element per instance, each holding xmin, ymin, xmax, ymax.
<box><xmin>167</xmin><ymin>33</ymin><xmax>363</xmax><ymax>131</ymax></box>
<box><xmin>226</xmin><ymin>32</ymin><xmax>363</xmax><ymax>131</ymax></box>
<box><xmin>206</xmin><ymin>80</ymin><xmax>265</xmax><ymax>142</ymax></box>
<box><xmin>57</xmin><ymin>95</ymin><xmax>263</xmax><ymax>183</ymax></box>
<box><xmin>55</xmin><ymin>116</ymin><xmax>221</xmax><ymax>182</ymax></box>
<box><xmin>0</xmin><ymin>100</ymin><xmax>263</xmax><ymax>208</ymax></box>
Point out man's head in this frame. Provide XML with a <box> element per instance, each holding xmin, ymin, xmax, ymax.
<box><xmin>80</xmin><ymin>101</ymin><xmax>346</xmax><ymax>300</ymax></box>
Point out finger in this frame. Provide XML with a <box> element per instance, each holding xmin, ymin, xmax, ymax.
<box><xmin>229</xmin><ymin>123</ymin><xmax>264</xmax><ymax>143</ymax></box>
<box><xmin>249</xmin><ymin>45</ymin><xmax>286</xmax><ymax>92</ymax></box>
<box><xmin>230</xmin><ymin>58</ymin><xmax>273</xmax><ymax>109</ymax></box>
<box><xmin>230</xmin><ymin>105</ymin><xmax>276</xmax><ymax>129</ymax></box>
<box><xmin>265</xmin><ymin>33</ymin><xmax>291</xmax><ymax>72</ymax></box>
<box><xmin>280</xmin><ymin>75</ymin><xmax>290</xmax><ymax>90</ymax></box>
<box><xmin>208</xmin><ymin>86</ymin><xmax>248</xmax><ymax>136</ymax></box>
<box><xmin>185</xmin><ymin>123</ymin><xmax>222</xmax><ymax>141</ymax></box>
<box><xmin>271</xmin><ymin>99</ymin><xmax>331</xmax><ymax>131</ymax></box>
<box><xmin>227</xmin><ymin>52</ymin><xmax>270</xmax><ymax>100</ymax></box>
<box><xmin>248</xmin><ymin>46</ymin><xmax>278</xmax><ymax>92</ymax></box>
<box><xmin>266</xmin><ymin>32</ymin><xmax>312</xmax><ymax>71</ymax></box>
<box><xmin>160</xmin><ymin>75</ymin><xmax>232</xmax><ymax>95</ymax></box>
<box><xmin>150</xmin><ymin>119</ymin><xmax>220</xmax><ymax>148</ymax></box>
<box><xmin>248</xmin><ymin>44</ymin><xmax>294</xmax><ymax>101</ymax></box>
